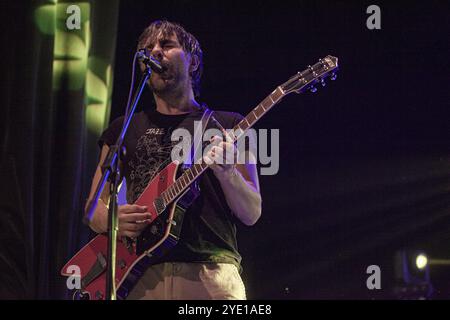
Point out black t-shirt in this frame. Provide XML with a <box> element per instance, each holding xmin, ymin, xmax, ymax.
<box><xmin>98</xmin><ymin>106</ymin><xmax>245</xmax><ymax>271</ymax></box>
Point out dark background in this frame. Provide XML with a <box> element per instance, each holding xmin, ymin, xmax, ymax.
<box><xmin>0</xmin><ymin>0</ymin><xmax>449</xmax><ymax>300</ymax></box>
<box><xmin>108</xmin><ymin>0</ymin><xmax>450</xmax><ymax>299</ymax></box>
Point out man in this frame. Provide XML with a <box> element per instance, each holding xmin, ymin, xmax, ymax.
<box><xmin>86</xmin><ymin>20</ymin><xmax>261</xmax><ymax>300</ymax></box>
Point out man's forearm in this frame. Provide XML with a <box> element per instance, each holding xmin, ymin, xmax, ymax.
<box><xmin>215</xmin><ymin>167</ymin><xmax>262</xmax><ymax>226</ymax></box>
<box><xmin>85</xmin><ymin>199</ymin><xmax>108</xmax><ymax>234</ymax></box>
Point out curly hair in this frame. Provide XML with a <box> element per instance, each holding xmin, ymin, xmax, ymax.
<box><xmin>137</xmin><ymin>20</ymin><xmax>203</xmax><ymax>97</ymax></box>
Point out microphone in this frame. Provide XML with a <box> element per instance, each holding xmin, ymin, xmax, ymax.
<box><xmin>137</xmin><ymin>49</ymin><xmax>165</xmax><ymax>74</ymax></box>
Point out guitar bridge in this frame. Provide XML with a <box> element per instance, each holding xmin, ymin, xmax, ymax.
<box><xmin>153</xmin><ymin>197</ymin><xmax>166</xmax><ymax>214</ymax></box>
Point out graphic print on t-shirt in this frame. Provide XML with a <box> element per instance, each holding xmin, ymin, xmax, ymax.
<box><xmin>128</xmin><ymin>128</ymin><xmax>176</xmax><ymax>203</ymax></box>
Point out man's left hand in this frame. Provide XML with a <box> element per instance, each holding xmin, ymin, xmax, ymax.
<box><xmin>204</xmin><ymin>132</ymin><xmax>238</xmax><ymax>178</ymax></box>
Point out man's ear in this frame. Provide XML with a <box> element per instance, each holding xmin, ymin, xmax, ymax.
<box><xmin>190</xmin><ymin>55</ymin><xmax>199</xmax><ymax>74</ymax></box>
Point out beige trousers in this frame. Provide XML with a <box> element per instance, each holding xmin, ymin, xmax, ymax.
<box><xmin>126</xmin><ymin>262</ymin><xmax>247</xmax><ymax>300</ymax></box>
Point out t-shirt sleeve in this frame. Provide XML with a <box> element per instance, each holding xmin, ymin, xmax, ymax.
<box><xmin>98</xmin><ymin>116</ymin><xmax>125</xmax><ymax>150</ymax></box>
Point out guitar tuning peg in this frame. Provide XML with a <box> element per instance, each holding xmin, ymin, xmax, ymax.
<box><xmin>309</xmin><ymin>85</ymin><xmax>317</xmax><ymax>93</ymax></box>
<box><xmin>320</xmin><ymin>78</ymin><xmax>326</xmax><ymax>87</ymax></box>
<box><xmin>330</xmin><ymin>73</ymin><xmax>337</xmax><ymax>81</ymax></box>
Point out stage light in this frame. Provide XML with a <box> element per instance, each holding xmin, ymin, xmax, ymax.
<box><xmin>393</xmin><ymin>249</ymin><xmax>433</xmax><ymax>299</ymax></box>
<box><xmin>34</xmin><ymin>2</ymin><xmax>112</xmax><ymax>136</ymax></box>
<box><xmin>415</xmin><ymin>254</ymin><xmax>428</xmax><ymax>270</ymax></box>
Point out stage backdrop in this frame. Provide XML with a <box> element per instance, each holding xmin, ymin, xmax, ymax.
<box><xmin>0</xmin><ymin>0</ymin><xmax>119</xmax><ymax>299</ymax></box>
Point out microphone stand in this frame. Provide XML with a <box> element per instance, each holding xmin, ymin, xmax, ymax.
<box><xmin>83</xmin><ymin>66</ymin><xmax>152</xmax><ymax>300</ymax></box>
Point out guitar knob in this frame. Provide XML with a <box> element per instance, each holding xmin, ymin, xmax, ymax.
<box><xmin>309</xmin><ymin>85</ymin><xmax>317</xmax><ymax>93</ymax></box>
<box><xmin>330</xmin><ymin>73</ymin><xmax>337</xmax><ymax>81</ymax></box>
<box><xmin>95</xmin><ymin>290</ymin><xmax>104</xmax><ymax>300</ymax></box>
<box><xmin>151</xmin><ymin>225</ymin><xmax>157</xmax><ymax>234</ymax></box>
<box><xmin>118</xmin><ymin>259</ymin><xmax>127</xmax><ymax>269</ymax></box>
<box><xmin>320</xmin><ymin>79</ymin><xmax>326</xmax><ymax>87</ymax></box>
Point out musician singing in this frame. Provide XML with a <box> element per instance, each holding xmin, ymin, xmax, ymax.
<box><xmin>86</xmin><ymin>20</ymin><xmax>261</xmax><ymax>300</ymax></box>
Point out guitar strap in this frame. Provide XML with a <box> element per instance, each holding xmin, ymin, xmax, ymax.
<box><xmin>181</xmin><ymin>104</ymin><xmax>213</xmax><ymax>170</ymax></box>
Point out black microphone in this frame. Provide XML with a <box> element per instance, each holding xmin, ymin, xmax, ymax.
<box><xmin>137</xmin><ymin>49</ymin><xmax>165</xmax><ymax>74</ymax></box>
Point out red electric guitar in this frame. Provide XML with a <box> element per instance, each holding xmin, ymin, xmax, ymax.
<box><xmin>61</xmin><ymin>55</ymin><xmax>339</xmax><ymax>300</ymax></box>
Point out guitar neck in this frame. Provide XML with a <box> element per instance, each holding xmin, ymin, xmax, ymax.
<box><xmin>159</xmin><ymin>54</ymin><xmax>339</xmax><ymax>206</ymax></box>
<box><xmin>231</xmin><ymin>87</ymin><xmax>284</xmax><ymax>140</ymax></box>
<box><xmin>160</xmin><ymin>87</ymin><xmax>285</xmax><ymax>206</ymax></box>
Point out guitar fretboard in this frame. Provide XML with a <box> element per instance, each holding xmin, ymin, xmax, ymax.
<box><xmin>159</xmin><ymin>87</ymin><xmax>285</xmax><ymax>205</ymax></box>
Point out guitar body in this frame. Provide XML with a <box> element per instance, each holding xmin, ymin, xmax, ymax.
<box><xmin>60</xmin><ymin>161</ymin><xmax>199</xmax><ymax>300</ymax></box>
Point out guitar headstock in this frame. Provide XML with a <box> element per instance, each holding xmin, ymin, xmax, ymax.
<box><xmin>280</xmin><ymin>55</ymin><xmax>338</xmax><ymax>95</ymax></box>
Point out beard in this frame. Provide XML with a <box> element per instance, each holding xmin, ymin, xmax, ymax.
<box><xmin>149</xmin><ymin>75</ymin><xmax>175</xmax><ymax>95</ymax></box>
<box><xmin>148</xmin><ymin>61</ymin><xmax>186</xmax><ymax>97</ymax></box>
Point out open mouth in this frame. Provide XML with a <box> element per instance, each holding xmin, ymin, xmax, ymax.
<box><xmin>158</xmin><ymin>70</ymin><xmax>171</xmax><ymax>80</ymax></box>
<box><xmin>158</xmin><ymin>64</ymin><xmax>172</xmax><ymax>79</ymax></box>
<box><xmin>159</xmin><ymin>61</ymin><xmax>170</xmax><ymax>72</ymax></box>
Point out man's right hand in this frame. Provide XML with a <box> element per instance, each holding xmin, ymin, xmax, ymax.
<box><xmin>86</xmin><ymin>145</ymin><xmax>152</xmax><ymax>237</ymax></box>
<box><xmin>117</xmin><ymin>204</ymin><xmax>152</xmax><ymax>238</ymax></box>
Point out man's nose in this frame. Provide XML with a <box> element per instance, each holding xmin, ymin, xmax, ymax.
<box><xmin>151</xmin><ymin>45</ymin><xmax>163</xmax><ymax>60</ymax></box>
